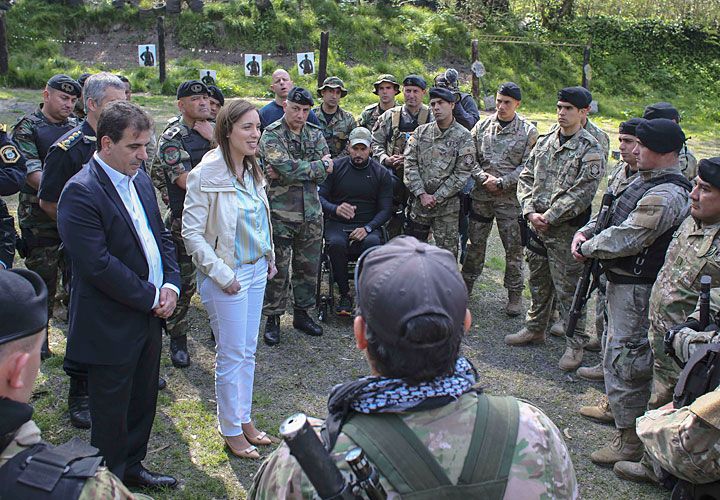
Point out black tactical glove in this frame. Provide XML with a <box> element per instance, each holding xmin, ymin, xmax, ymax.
<box><xmin>664</xmin><ymin>318</ymin><xmax>701</xmax><ymax>357</ymax></box>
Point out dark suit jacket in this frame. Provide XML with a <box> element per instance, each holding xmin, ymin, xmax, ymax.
<box><xmin>57</xmin><ymin>158</ymin><xmax>180</xmax><ymax>365</ymax></box>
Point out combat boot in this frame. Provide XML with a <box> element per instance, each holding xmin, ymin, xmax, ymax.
<box><xmin>558</xmin><ymin>346</ymin><xmax>584</xmax><ymax>371</ymax></box>
<box><xmin>548</xmin><ymin>319</ymin><xmax>565</xmax><ymax>337</ymax></box>
<box><xmin>170</xmin><ymin>334</ymin><xmax>190</xmax><ymax>368</ymax></box>
<box><xmin>68</xmin><ymin>377</ymin><xmax>91</xmax><ymax>429</ymax></box>
<box><xmin>577</xmin><ymin>362</ymin><xmax>605</xmax><ymax>382</ymax></box>
<box><xmin>505</xmin><ymin>291</ymin><xmax>522</xmax><ymax>317</ymax></box>
<box><xmin>263</xmin><ymin>315</ymin><xmax>281</xmax><ymax>346</ymax></box>
<box><xmin>579</xmin><ymin>396</ymin><xmax>615</xmax><ymax>425</ymax></box>
<box><xmin>585</xmin><ymin>336</ymin><xmax>601</xmax><ymax>352</ymax></box>
<box><xmin>613</xmin><ymin>460</ymin><xmax>659</xmax><ymax>484</ymax></box>
<box><xmin>590</xmin><ymin>428</ymin><xmax>644</xmax><ymax>466</ymax></box>
<box><xmin>293</xmin><ymin>309</ymin><xmax>323</xmax><ymax>337</ymax></box>
<box><xmin>504</xmin><ymin>327</ymin><xmax>545</xmax><ymax>346</ymax></box>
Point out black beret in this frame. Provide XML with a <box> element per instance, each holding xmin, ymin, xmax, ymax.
<box><xmin>177</xmin><ymin>80</ymin><xmax>209</xmax><ymax>99</ymax></box>
<box><xmin>287</xmin><ymin>87</ymin><xmax>314</xmax><ymax>106</ymax></box>
<box><xmin>207</xmin><ymin>85</ymin><xmax>225</xmax><ymax>106</ymax></box>
<box><xmin>47</xmin><ymin>74</ymin><xmax>82</xmax><ymax>97</ymax></box>
<box><xmin>618</xmin><ymin>117</ymin><xmax>643</xmax><ymax>136</ymax></box>
<box><xmin>77</xmin><ymin>73</ymin><xmax>92</xmax><ymax>88</ymax></box>
<box><xmin>643</xmin><ymin>102</ymin><xmax>680</xmax><ymax>122</ymax></box>
<box><xmin>403</xmin><ymin>74</ymin><xmax>427</xmax><ymax>90</ymax></box>
<box><xmin>635</xmin><ymin>118</ymin><xmax>686</xmax><ymax>154</ymax></box>
<box><xmin>428</xmin><ymin>86</ymin><xmax>457</xmax><ymax>104</ymax></box>
<box><xmin>557</xmin><ymin>86</ymin><xmax>592</xmax><ymax>109</ymax></box>
<box><xmin>498</xmin><ymin>82</ymin><xmax>522</xmax><ymax>101</ymax></box>
<box><xmin>0</xmin><ymin>269</ymin><xmax>48</xmax><ymax>346</ymax></box>
<box><xmin>698</xmin><ymin>157</ymin><xmax>720</xmax><ymax>189</ymax></box>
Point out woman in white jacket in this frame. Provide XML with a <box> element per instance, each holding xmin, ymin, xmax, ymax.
<box><xmin>182</xmin><ymin>99</ymin><xmax>277</xmax><ymax>459</ymax></box>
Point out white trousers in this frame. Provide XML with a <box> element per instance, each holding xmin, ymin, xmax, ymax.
<box><xmin>199</xmin><ymin>258</ymin><xmax>267</xmax><ymax>437</ymax></box>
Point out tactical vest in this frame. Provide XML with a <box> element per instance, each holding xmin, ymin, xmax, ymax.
<box><xmin>388</xmin><ymin>107</ymin><xmax>430</xmax><ymax>156</ymax></box>
<box><xmin>602</xmin><ymin>174</ymin><xmax>691</xmax><ymax>284</ymax></box>
<box><xmin>166</xmin><ymin>126</ymin><xmax>211</xmax><ymax>219</ymax></box>
<box><xmin>20</xmin><ymin>117</ymin><xmax>74</xmax><ymax>196</ymax></box>
<box><xmin>339</xmin><ymin>393</ymin><xmax>519</xmax><ymax>499</ymax></box>
<box><xmin>0</xmin><ymin>438</ymin><xmax>101</xmax><ymax>499</ymax></box>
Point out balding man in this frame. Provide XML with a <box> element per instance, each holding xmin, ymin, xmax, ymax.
<box><xmin>259</xmin><ymin>69</ymin><xmax>321</xmax><ymax>131</ymax></box>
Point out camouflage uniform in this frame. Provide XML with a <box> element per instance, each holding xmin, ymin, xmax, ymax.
<box><xmin>578</xmin><ymin>166</ymin><xmax>690</xmax><ymax>429</ymax></box>
<box><xmin>312</xmin><ymin>106</ymin><xmax>355</xmax><ymax>158</ymax></box>
<box><xmin>357</xmin><ymin>102</ymin><xmax>395</xmax><ymax>132</ymax></box>
<box><xmin>150</xmin><ymin>115</ymin><xmax>180</xmax><ymax>205</ymax></box>
<box><xmin>259</xmin><ymin>120</ymin><xmax>329</xmax><ymax>315</ymax></box>
<box><xmin>11</xmin><ymin>107</ymin><xmax>76</xmax><ymax>317</ymax></box>
<box><xmin>248</xmin><ymin>392</ymin><xmax>579</xmax><ymax>499</ymax></box>
<box><xmin>516</xmin><ymin>127</ymin><xmax>605</xmax><ymax>347</ymax></box>
<box><xmin>0</xmin><ymin>124</ymin><xmax>26</xmax><ymax>269</ymax></box>
<box><xmin>403</xmin><ymin>119</ymin><xmax>475</xmax><ymax>258</ymax></box>
<box><xmin>462</xmin><ymin>113</ymin><xmax>538</xmax><ymax>293</ymax></box>
<box><xmin>679</xmin><ymin>145</ymin><xmax>698</xmax><ymax>181</ymax></box>
<box><xmin>647</xmin><ymin>215</ymin><xmax>720</xmax><ymax>408</ymax></box>
<box><xmin>152</xmin><ymin>118</ymin><xmax>212</xmax><ymax>339</ymax></box>
<box><xmin>549</xmin><ymin>118</ymin><xmax>609</xmax><ymax>160</ymax></box>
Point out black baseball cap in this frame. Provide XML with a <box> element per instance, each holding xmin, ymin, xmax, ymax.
<box><xmin>47</xmin><ymin>74</ymin><xmax>82</xmax><ymax>97</ymax></box>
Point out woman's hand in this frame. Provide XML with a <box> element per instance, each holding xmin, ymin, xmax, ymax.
<box><xmin>223</xmin><ymin>278</ymin><xmax>241</xmax><ymax>295</ymax></box>
<box><xmin>267</xmin><ymin>261</ymin><xmax>278</xmax><ymax>280</ymax></box>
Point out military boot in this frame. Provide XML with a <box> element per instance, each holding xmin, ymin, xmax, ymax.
<box><xmin>548</xmin><ymin>319</ymin><xmax>565</xmax><ymax>337</ymax></box>
<box><xmin>293</xmin><ymin>309</ymin><xmax>323</xmax><ymax>337</ymax></box>
<box><xmin>585</xmin><ymin>336</ymin><xmax>601</xmax><ymax>352</ymax></box>
<box><xmin>68</xmin><ymin>377</ymin><xmax>91</xmax><ymax>429</ymax></box>
<box><xmin>505</xmin><ymin>291</ymin><xmax>522</xmax><ymax>317</ymax></box>
<box><xmin>263</xmin><ymin>315</ymin><xmax>281</xmax><ymax>346</ymax></box>
<box><xmin>504</xmin><ymin>327</ymin><xmax>545</xmax><ymax>346</ymax></box>
<box><xmin>579</xmin><ymin>396</ymin><xmax>615</xmax><ymax>425</ymax></box>
<box><xmin>613</xmin><ymin>460</ymin><xmax>658</xmax><ymax>484</ymax></box>
<box><xmin>577</xmin><ymin>362</ymin><xmax>605</xmax><ymax>382</ymax></box>
<box><xmin>558</xmin><ymin>346</ymin><xmax>584</xmax><ymax>371</ymax></box>
<box><xmin>170</xmin><ymin>334</ymin><xmax>190</xmax><ymax>368</ymax></box>
<box><xmin>590</xmin><ymin>428</ymin><xmax>644</xmax><ymax>466</ymax></box>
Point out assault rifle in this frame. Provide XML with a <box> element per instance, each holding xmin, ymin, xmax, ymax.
<box><xmin>566</xmin><ymin>193</ymin><xmax>615</xmax><ymax>338</ymax></box>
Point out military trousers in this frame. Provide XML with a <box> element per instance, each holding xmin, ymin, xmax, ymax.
<box><xmin>263</xmin><ymin>217</ymin><xmax>322</xmax><ymax>316</ymax></box>
<box><xmin>407</xmin><ymin>208</ymin><xmax>460</xmax><ymax>259</ymax></box>
<box><xmin>648</xmin><ymin>323</ymin><xmax>683</xmax><ymax>410</ymax></box>
<box><xmin>524</xmin><ymin>223</ymin><xmax>588</xmax><ymax>348</ymax></box>
<box><xmin>462</xmin><ymin>197</ymin><xmax>523</xmax><ymax>293</ymax></box>
<box><xmin>603</xmin><ymin>280</ymin><xmax>654</xmax><ymax>429</ymax></box>
<box><xmin>23</xmin><ymin>239</ymin><xmax>65</xmax><ymax>319</ymax></box>
<box><xmin>165</xmin><ymin>217</ymin><xmax>196</xmax><ymax>338</ymax></box>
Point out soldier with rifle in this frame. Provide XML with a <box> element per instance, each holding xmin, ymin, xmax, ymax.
<box><xmin>571</xmin><ymin>118</ymin><xmax>692</xmax><ymax>467</ymax></box>
<box><xmin>249</xmin><ymin>236</ymin><xmax>579</xmax><ymax>499</ymax></box>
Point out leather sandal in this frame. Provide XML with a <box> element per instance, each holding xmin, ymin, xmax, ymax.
<box><xmin>223</xmin><ymin>435</ymin><xmax>260</xmax><ymax>460</ymax></box>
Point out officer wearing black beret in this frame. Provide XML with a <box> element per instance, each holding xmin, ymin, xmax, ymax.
<box><xmin>287</xmin><ymin>86</ymin><xmax>315</xmax><ymax>106</ymax></box>
<box><xmin>0</xmin><ymin>125</ymin><xmax>26</xmax><ymax>270</ymax></box>
<box><xmin>207</xmin><ymin>85</ymin><xmax>225</xmax><ymax>121</ymax></box>
<box><xmin>548</xmin><ymin>86</ymin><xmax>609</xmax><ymax>158</ymax></box>
<box><xmin>643</xmin><ymin>101</ymin><xmax>697</xmax><ymax>181</ymax></box>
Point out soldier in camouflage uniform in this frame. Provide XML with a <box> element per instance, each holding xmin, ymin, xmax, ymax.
<box><xmin>572</xmin><ymin>119</ymin><xmax>692</xmax><ymax>467</ymax></box>
<box><xmin>259</xmin><ymin>87</ymin><xmax>333</xmax><ymax>346</ymax></box>
<box><xmin>403</xmin><ymin>87</ymin><xmax>474</xmax><ymax>258</ymax></box>
<box><xmin>11</xmin><ymin>74</ymin><xmax>80</xmax><ymax>355</ymax></box>
<box><xmin>461</xmin><ymin>82</ymin><xmax>538</xmax><ymax>316</ymax></box>
<box><xmin>313</xmin><ymin>77</ymin><xmax>356</xmax><ymax>158</ymax></box>
<box><xmin>151</xmin><ymin>80</ymin><xmax>213</xmax><ymax>368</ymax></box>
<box><xmin>510</xmin><ymin>87</ymin><xmax>605</xmax><ymax>371</ymax></box>
<box><xmin>643</xmin><ymin>101</ymin><xmax>698</xmax><ymax>181</ymax></box>
<box><xmin>357</xmin><ymin>74</ymin><xmax>400</xmax><ymax>132</ymax></box>
<box><xmin>248</xmin><ymin>237</ymin><xmax>579</xmax><ymax>499</ymax></box>
<box><xmin>371</xmin><ymin>74</ymin><xmax>433</xmax><ymax>238</ymax></box>
<box><xmin>0</xmin><ymin>125</ymin><xmax>26</xmax><ymax>269</ymax></box>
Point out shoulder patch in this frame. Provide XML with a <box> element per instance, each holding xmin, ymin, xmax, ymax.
<box><xmin>160</xmin><ymin>143</ymin><xmax>181</xmax><ymax>166</ymax></box>
<box><xmin>57</xmin><ymin>130</ymin><xmax>83</xmax><ymax>151</ymax></box>
<box><xmin>162</xmin><ymin>125</ymin><xmax>182</xmax><ymax>141</ymax></box>
<box><xmin>1</xmin><ymin>144</ymin><xmax>21</xmax><ymax>164</ymax></box>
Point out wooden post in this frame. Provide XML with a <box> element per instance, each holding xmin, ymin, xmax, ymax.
<box><xmin>0</xmin><ymin>13</ymin><xmax>8</xmax><ymax>76</ymax></box>
<box><xmin>318</xmin><ymin>31</ymin><xmax>329</xmax><ymax>87</ymax></box>
<box><xmin>581</xmin><ymin>43</ymin><xmax>591</xmax><ymax>89</ymax></box>
<box><xmin>471</xmin><ymin>39</ymin><xmax>479</xmax><ymax>99</ymax></box>
<box><xmin>157</xmin><ymin>16</ymin><xmax>166</xmax><ymax>83</ymax></box>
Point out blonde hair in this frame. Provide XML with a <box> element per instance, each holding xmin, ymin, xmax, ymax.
<box><xmin>214</xmin><ymin>99</ymin><xmax>263</xmax><ymax>185</ymax></box>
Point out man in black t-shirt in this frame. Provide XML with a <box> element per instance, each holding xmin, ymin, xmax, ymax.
<box><xmin>319</xmin><ymin>127</ymin><xmax>393</xmax><ymax>315</ymax></box>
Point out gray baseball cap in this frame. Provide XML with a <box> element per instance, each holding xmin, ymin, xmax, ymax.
<box><xmin>348</xmin><ymin>127</ymin><xmax>372</xmax><ymax>147</ymax></box>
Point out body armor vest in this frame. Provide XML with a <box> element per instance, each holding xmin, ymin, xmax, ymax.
<box><xmin>166</xmin><ymin>126</ymin><xmax>211</xmax><ymax>219</ymax></box>
<box><xmin>20</xmin><ymin>118</ymin><xmax>74</xmax><ymax>196</ymax></box>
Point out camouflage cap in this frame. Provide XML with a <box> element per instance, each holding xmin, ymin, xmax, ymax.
<box><xmin>177</xmin><ymin>80</ymin><xmax>209</xmax><ymax>99</ymax></box>
<box><xmin>207</xmin><ymin>85</ymin><xmax>225</xmax><ymax>106</ymax></box>
<box><xmin>0</xmin><ymin>269</ymin><xmax>48</xmax><ymax>346</ymax></box>
<box><xmin>643</xmin><ymin>102</ymin><xmax>680</xmax><ymax>122</ymax></box>
<box><xmin>373</xmin><ymin>74</ymin><xmax>400</xmax><ymax>95</ymax></box>
<box><xmin>47</xmin><ymin>74</ymin><xmax>82</xmax><ymax>97</ymax></box>
<box><xmin>355</xmin><ymin>236</ymin><xmax>467</xmax><ymax>347</ymax></box>
<box><xmin>317</xmin><ymin>76</ymin><xmax>348</xmax><ymax>98</ymax></box>
<box><xmin>287</xmin><ymin>86</ymin><xmax>314</xmax><ymax>106</ymax></box>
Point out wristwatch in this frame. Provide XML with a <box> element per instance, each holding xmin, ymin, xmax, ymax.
<box><xmin>495</xmin><ymin>178</ymin><xmax>504</xmax><ymax>190</ymax></box>
<box><xmin>322</xmin><ymin>159</ymin><xmax>330</xmax><ymax>169</ymax></box>
<box><xmin>364</xmin><ymin>225</ymin><xmax>373</xmax><ymax>234</ymax></box>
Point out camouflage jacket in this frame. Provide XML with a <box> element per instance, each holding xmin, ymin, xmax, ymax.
<box><xmin>371</xmin><ymin>104</ymin><xmax>433</xmax><ymax>166</ymax></box>
<box><xmin>547</xmin><ymin>118</ymin><xmax>609</xmax><ymax>161</ymax></box>
<box><xmin>0</xmin><ymin>420</ymin><xmax>135</xmax><ymax>499</ymax></box>
<box><xmin>679</xmin><ymin>145</ymin><xmax>698</xmax><ymax>181</ymax></box>
<box><xmin>150</xmin><ymin>115</ymin><xmax>181</xmax><ymax>201</ymax></box>
<box><xmin>357</xmin><ymin>102</ymin><xmax>396</xmax><ymax>132</ymax></box>
<box><xmin>248</xmin><ymin>392</ymin><xmax>579</xmax><ymax>499</ymax></box>
<box><xmin>648</xmin><ymin>216</ymin><xmax>720</xmax><ymax>338</ymax></box>
<box><xmin>470</xmin><ymin>113</ymin><xmax>538</xmax><ymax>202</ymax></box>
<box><xmin>404</xmin><ymin>119</ymin><xmax>475</xmax><ymax>217</ymax></box>
<box><xmin>579</xmin><ymin>166</ymin><xmax>690</xmax><ymax>263</ymax></box>
<box><xmin>259</xmin><ymin>119</ymin><xmax>329</xmax><ymax>223</ymax></box>
<box><xmin>312</xmin><ymin>105</ymin><xmax>356</xmax><ymax>158</ymax></box>
<box><xmin>606</xmin><ymin>160</ymin><xmax>637</xmax><ymax>196</ymax></box>
<box><xmin>517</xmin><ymin>127</ymin><xmax>605</xmax><ymax>226</ymax></box>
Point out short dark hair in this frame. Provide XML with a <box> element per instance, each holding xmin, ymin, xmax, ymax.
<box><xmin>96</xmin><ymin>101</ymin><xmax>152</xmax><ymax>151</ymax></box>
<box><xmin>366</xmin><ymin>314</ymin><xmax>462</xmax><ymax>384</ymax></box>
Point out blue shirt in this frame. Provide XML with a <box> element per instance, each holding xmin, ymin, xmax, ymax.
<box><xmin>233</xmin><ymin>171</ymin><xmax>272</xmax><ymax>267</ymax></box>
<box><xmin>259</xmin><ymin>101</ymin><xmax>321</xmax><ymax>130</ymax></box>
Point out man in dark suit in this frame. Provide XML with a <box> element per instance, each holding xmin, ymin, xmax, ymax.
<box><xmin>57</xmin><ymin>101</ymin><xmax>180</xmax><ymax>489</ymax></box>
